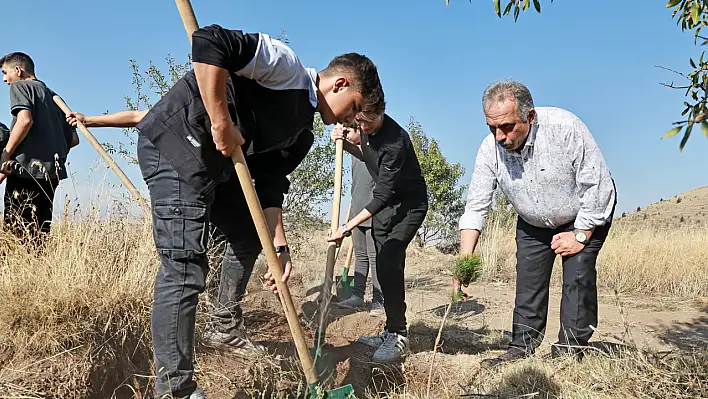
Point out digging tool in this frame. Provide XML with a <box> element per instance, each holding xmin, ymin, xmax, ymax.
<box><xmin>334</xmin><ymin>204</ymin><xmax>355</xmax><ymax>300</ymax></box>
<box><xmin>174</xmin><ymin>2</ymin><xmax>354</xmax><ymax>398</ymax></box>
<box><xmin>308</xmin><ymin>137</ymin><xmax>344</xmax><ymax>385</ymax></box>
<box><xmin>313</xmin><ymin>138</ymin><xmax>343</xmax><ymax>345</ymax></box>
<box><xmin>53</xmin><ymin>95</ymin><xmax>150</xmax><ymax>216</ymax></box>
<box><xmin>335</xmin><ymin>236</ymin><xmax>356</xmax><ymax>300</ymax></box>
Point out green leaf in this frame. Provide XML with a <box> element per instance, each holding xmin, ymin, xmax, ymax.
<box><xmin>679</xmin><ymin>123</ymin><xmax>693</xmax><ymax>151</ymax></box>
<box><xmin>514</xmin><ymin>3</ymin><xmax>521</xmax><ymax>20</ymax></box>
<box><xmin>691</xmin><ymin>58</ymin><xmax>697</xmax><ymax>68</ymax></box>
<box><xmin>692</xmin><ymin>1</ymin><xmax>701</xmax><ymax>24</ymax></box>
<box><xmin>662</xmin><ymin>126</ymin><xmax>682</xmax><ymax>139</ymax></box>
<box><xmin>523</xmin><ymin>0</ymin><xmax>530</xmax><ymax>10</ymax></box>
<box><xmin>702</xmin><ymin>121</ymin><xmax>708</xmax><ymax>138</ymax></box>
<box><xmin>533</xmin><ymin>0</ymin><xmax>541</xmax><ymax>12</ymax></box>
<box><xmin>666</xmin><ymin>0</ymin><xmax>681</xmax><ymax>7</ymax></box>
<box><xmin>504</xmin><ymin>0</ymin><xmax>513</xmax><ymax>15</ymax></box>
<box><xmin>494</xmin><ymin>0</ymin><xmax>501</xmax><ymax>16</ymax></box>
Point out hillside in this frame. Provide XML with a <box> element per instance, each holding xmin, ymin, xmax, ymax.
<box><xmin>615</xmin><ymin>185</ymin><xmax>708</xmax><ymax>229</ymax></box>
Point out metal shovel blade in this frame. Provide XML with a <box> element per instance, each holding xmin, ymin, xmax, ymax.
<box><xmin>308</xmin><ymin>382</ymin><xmax>356</xmax><ymax>399</ymax></box>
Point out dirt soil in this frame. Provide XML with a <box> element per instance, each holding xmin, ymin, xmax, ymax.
<box><xmin>194</xmin><ymin>250</ymin><xmax>708</xmax><ymax>399</ymax></box>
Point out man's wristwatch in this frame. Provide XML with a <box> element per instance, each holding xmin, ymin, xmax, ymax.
<box><xmin>275</xmin><ymin>245</ymin><xmax>290</xmax><ymax>254</ymax></box>
<box><xmin>572</xmin><ymin>229</ymin><xmax>590</xmax><ymax>245</ymax></box>
<box><xmin>341</xmin><ymin>223</ymin><xmax>352</xmax><ymax>237</ymax></box>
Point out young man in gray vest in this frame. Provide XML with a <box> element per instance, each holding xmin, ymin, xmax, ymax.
<box><xmin>0</xmin><ymin>52</ymin><xmax>79</xmax><ymax>242</ymax></box>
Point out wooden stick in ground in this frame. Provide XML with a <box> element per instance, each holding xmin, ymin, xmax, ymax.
<box><xmin>173</xmin><ymin>0</ymin><xmax>320</xmax><ymax>385</ymax></box>
<box><xmin>426</xmin><ymin>302</ymin><xmax>452</xmax><ymax>397</ymax></box>
<box><xmin>52</xmin><ymin>95</ymin><xmax>150</xmax><ymax>216</ymax></box>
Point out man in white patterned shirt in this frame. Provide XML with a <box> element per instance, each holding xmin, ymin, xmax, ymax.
<box><xmin>458</xmin><ymin>79</ymin><xmax>616</xmax><ymax>368</ymax></box>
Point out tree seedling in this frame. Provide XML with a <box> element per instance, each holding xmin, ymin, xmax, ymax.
<box><xmin>451</xmin><ymin>254</ymin><xmax>482</xmax><ymax>302</ymax></box>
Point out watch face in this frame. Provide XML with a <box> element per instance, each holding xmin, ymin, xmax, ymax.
<box><xmin>575</xmin><ymin>232</ymin><xmax>587</xmax><ymax>242</ymax></box>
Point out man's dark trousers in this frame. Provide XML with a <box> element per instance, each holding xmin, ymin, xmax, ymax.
<box><xmin>3</xmin><ymin>175</ymin><xmax>59</xmax><ymax>242</ymax></box>
<box><xmin>509</xmin><ymin>216</ymin><xmax>612</xmax><ymax>353</ymax></box>
<box><xmin>371</xmin><ymin>199</ymin><xmax>428</xmax><ymax>335</ymax></box>
<box><xmin>138</xmin><ymin>135</ymin><xmax>261</xmax><ymax>398</ymax></box>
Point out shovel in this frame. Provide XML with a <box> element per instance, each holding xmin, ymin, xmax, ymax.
<box><xmin>310</xmin><ymin>136</ymin><xmax>343</xmax><ymax>381</ymax></box>
<box><xmin>330</xmin><ymin>202</ymin><xmax>354</xmax><ymax>301</ymax></box>
<box><xmin>52</xmin><ymin>96</ymin><xmax>150</xmax><ymax>216</ymax></box>
<box><xmin>174</xmin><ymin>2</ymin><xmax>354</xmax><ymax>397</ymax></box>
<box><xmin>334</xmin><ymin>237</ymin><xmax>355</xmax><ymax>301</ymax></box>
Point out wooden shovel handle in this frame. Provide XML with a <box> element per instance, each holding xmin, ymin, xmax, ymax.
<box><xmin>52</xmin><ymin>95</ymin><xmax>149</xmax><ymax>216</ymax></box>
<box><xmin>230</xmin><ymin>147</ymin><xmax>319</xmax><ymax>384</ymax></box>
<box><xmin>175</xmin><ymin>0</ymin><xmax>199</xmax><ymax>43</ymax></box>
<box><xmin>320</xmin><ymin>140</ymin><xmax>343</xmax><ymax>303</ymax></box>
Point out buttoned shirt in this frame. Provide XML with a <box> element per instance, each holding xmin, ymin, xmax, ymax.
<box><xmin>458</xmin><ymin>107</ymin><xmax>616</xmax><ymax>231</ymax></box>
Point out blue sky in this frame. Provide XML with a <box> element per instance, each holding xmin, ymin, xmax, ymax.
<box><xmin>0</xmin><ymin>0</ymin><xmax>705</xmax><ymax>217</ymax></box>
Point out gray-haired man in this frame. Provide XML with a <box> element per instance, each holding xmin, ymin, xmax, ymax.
<box><xmin>458</xmin><ymin>79</ymin><xmax>616</xmax><ymax>368</ymax></box>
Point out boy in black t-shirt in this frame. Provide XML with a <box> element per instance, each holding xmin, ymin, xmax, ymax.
<box><xmin>328</xmin><ymin>108</ymin><xmax>428</xmax><ymax>365</ymax></box>
<box><xmin>68</xmin><ymin>24</ymin><xmax>384</xmax><ymax>399</ymax></box>
<box><xmin>0</xmin><ymin>52</ymin><xmax>79</xmax><ymax>242</ymax></box>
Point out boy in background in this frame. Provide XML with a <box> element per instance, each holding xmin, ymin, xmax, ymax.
<box><xmin>0</xmin><ymin>52</ymin><xmax>79</xmax><ymax>242</ymax></box>
<box><xmin>336</xmin><ymin>154</ymin><xmax>384</xmax><ymax>314</ymax></box>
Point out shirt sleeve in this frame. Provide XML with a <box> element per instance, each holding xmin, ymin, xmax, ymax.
<box><xmin>458</xmin><ymin>136</ymin><xmax>498</xmax><ymax>231</ymax></box>
<box><xmin>364</xmin><ymin>141</ymin><xmax>405</xmax><ymax>216</ymax></box>
<box><xmin>9</xmin><ymin>81</ymin><xmax>33</xmax><ymax>116</ymax></box>
<box><xmin>570</xmin><ymin>118</ymin><xmax>616</xmax><ymax>230</ymax></box>
<box><xmin>192</xmin><ymin>24</ymin><xmax>310</xmax><ymax>97</ymax></box>
<box><xmin>192</xmin><ymin>24</ymin><xmax>259</xmax><ymax>72</ymax></box>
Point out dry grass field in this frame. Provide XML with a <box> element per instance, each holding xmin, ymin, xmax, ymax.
<box><xmin>0</xmin><ymin>186</ymin><xmax>706</xmax><ymax>398</ymax></box>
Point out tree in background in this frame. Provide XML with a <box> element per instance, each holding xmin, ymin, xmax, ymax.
<box><xmin>446</xmin><ymin>0</ymin><xmax>707</xmax><ymax>151</ymax></box>
<box><xmin>408</xmin><ymin>117</ymin><xmax>467</xmax><ymax>247</ymax></box>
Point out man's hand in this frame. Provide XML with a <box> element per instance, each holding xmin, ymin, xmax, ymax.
<box><xmin>327</xmin><ymin>226</ymin><xmax>347</xmax><ymax>245</ymax></box>
<box><xmin>0</xmin><ymin>173</ymin><xmax>6</xmax><ymax>184</ymax></box>
<box><xmin>212</xmin><ymin>122</ymin><xmax>245</xmax><ymax>157</ymax></box>
<box><xmin>330</xmin><ymin>124</ymin><xmax>349</xmax><ymax>142</ymax></box>
<box><xmin>0</xmin><ymin>149</ymin><xmax>13</xmax><ymax>176</ymax></box>
<box><xmin>66</xmin><ymin>112</ymin><xmax>86</xmax><ymax>128</ymax></box>
<box><xmin>551</xmin><ymin>232</ymin><xmax>585</xmax><ymax>257</ymax></box>
<box><xmin>264</xmin><ymin>251</ymin><xmax>292</xmax><ymax>294</ymax></box>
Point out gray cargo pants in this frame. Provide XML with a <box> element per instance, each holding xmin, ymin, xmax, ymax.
<box><xmin>138</xmin><ymin>136</ymin><xmax>261</xmax><ymax>398</ymax></box>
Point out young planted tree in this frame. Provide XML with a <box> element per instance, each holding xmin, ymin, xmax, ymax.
<box><xmin>408</xmin><ymin>117</ymin><xmax>467</xmax><ymax>247</ymax></box>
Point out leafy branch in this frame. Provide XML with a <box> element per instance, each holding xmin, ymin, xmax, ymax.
<box><xmin>445</xmin><ymin>0</ymin><xmax>552</xmax><ymax>21</ymax></box>
<box><xmin>658</xmin><ymin>0</ymin><xmax>708</xmax><ymax>151</ymax></box>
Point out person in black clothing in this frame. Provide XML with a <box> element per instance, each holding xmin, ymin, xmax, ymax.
<box><xmin>328</xmin><ymin>108</ymin><xmax>428</xmax><ymax>364</ymax></box>
<box><xmin>0</xmin><ymin>52</ymin><xmax>79</xmax><ymax>243</ymax></box>
<box><xmin>68</xmin><ymin>23</ymin><xmax>384</xmax><ymax>399</ymax></box>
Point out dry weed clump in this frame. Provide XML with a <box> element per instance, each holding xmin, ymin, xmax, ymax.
<box><xmin>377</xmin><ymin>313</ymin><xmax>708</xmax><ymax>399</ymax></box>
<box><xmin>0</xmin><ymin>207</ymin><xmax>157</xmax><ymax>397</ymax></box>
<box><xmin>474</xmin><ymin>220</ymin><xmax>708</xmax><ymax>297</ymax></box>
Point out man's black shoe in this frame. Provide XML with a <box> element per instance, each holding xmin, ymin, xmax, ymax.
<box><xmin>550</xmin><ymin>342</ymin><xmax>585</xmax><ymax>361</ymax></box>
<box><xmin>480</xmin><ymin>347</ymin><xmax>531</xmax><ymax>369</ymax></box>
